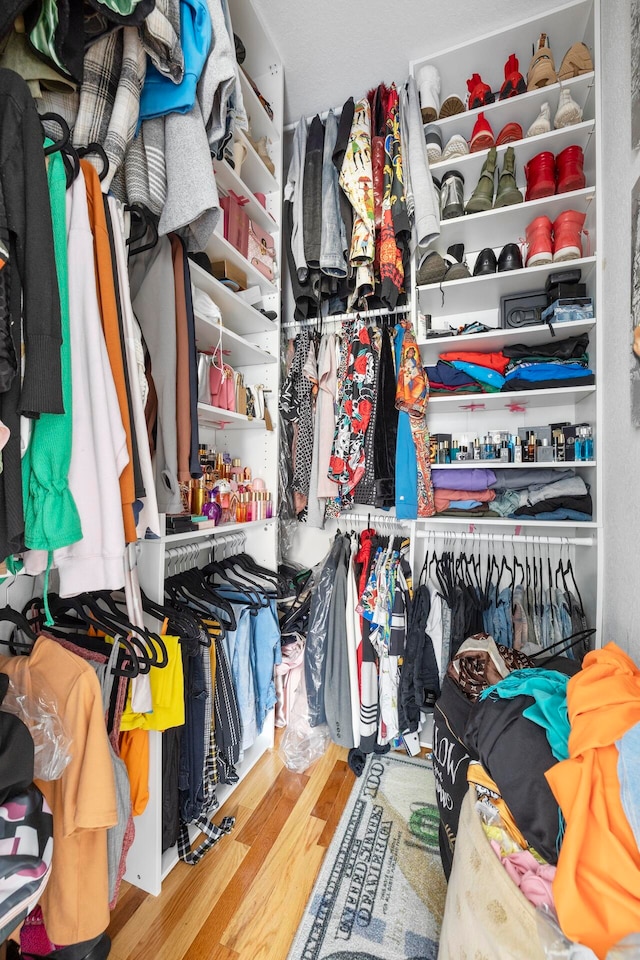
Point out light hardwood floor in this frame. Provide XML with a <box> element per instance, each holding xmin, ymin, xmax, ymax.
<box><xmin>108</xmin><ymin>737</ymin><xmax>354</xmax><ymax>960</ymax></box>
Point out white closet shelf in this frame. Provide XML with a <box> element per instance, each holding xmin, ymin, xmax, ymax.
<box><xmin>205</xmin><ymin>231</ymin><xmax>277</xmax><ymax>296</ymax></box>
<box><xmin>428</xmin><ymin>384</ymin><xmax>595</xmax><ymax>411</ymax></box>
<box><xmin>431</xmin><ymin>460</ymin><xmax>596</xmax><ymax>469</ymax></box>
<box><xmin>213</xmin><ymin>157</ymin><xmax>279</xmax><ymax>235</ymax></box>
<box><xmin>418</xmin><ymin>318</ymin><xmax>595</xmax><ymax>354</ymax></box>
<box><xmin>236</xmin><ymin>129</ymin><xmax>279</xmax><ymax>197</ymax></box>
<box><xmin>415</xmin><ymin>516</ymin><xmax>597</xmax><ymax>529</ymax></box>
<box><xmin>194</xmin><ymin>313</ymin><xmax>277</xmax><ymax>367</ymax></box>
<box><xmin>426</xmin><ymin>73</ymin><xmax>595</xmax><ymax>140</ymax></box>
<box><xmin>148</xmin><ymin>518</ymin><xmax>277</xmax><ymax>546</ymax></box>
<box><xmin>437</xmin><ymin>187</ymin><xmax>595</xmax><ymax>252</ymax></box>
<box><xmin>190</xmin><ymin>261</ymin><xmax>276</xmax><ymax>336</ymax></box>
<box><xmin>417</xmin><ymin>256</ymin><xmax>596</xmax><ymax>318</ymax></box>
<box><xmin>429</xmin><ymin>120</ymin><xmax>595</xmax><ymax>177</ymax></box>
<box><xmin>239</xmin><ymin>70</ymin><xmax>280</xmax><ymax>143</ymax></box>
<box><xmin>197</xmin><ymin>402</ymin><xmax>268</xmax><ymax>429</ymax></box>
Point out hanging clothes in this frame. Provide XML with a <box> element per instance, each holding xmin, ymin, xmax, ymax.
<box><xmin>339</xmin><ymin>98</ymin><xmax>375</xmax><ymax>304</ymax></box>
<box><xmin>380</xmin><ymin>83</ymin><xmax>410</xmax><ymax>309</ymax></box>
<box><xmin>327</xmin><ymin>322</ymin><xmax>375</xmax><ymax>497</ymax></box>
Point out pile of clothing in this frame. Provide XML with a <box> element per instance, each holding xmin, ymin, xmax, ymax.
<box><xmin>426</xmin><ymin>333</ymin><xmax>594</xmax><ymax>396</ymax></box>
<box><xmin>432</xmin><ymin>466</ymin><xmax>593</xmax><ymax>522</ymax></box>
<box><xmin>435</xmin><ymin>639</ymin><xmax>640</xmax><ymax>960</ymax></box>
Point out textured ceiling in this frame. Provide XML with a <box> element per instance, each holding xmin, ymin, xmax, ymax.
<box><xmin>253</xmin><ymin>0</ymin><xmax>562</xmax><ymax>124</ymax></box>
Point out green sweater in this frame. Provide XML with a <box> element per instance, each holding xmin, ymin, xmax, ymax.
<box><xmin>22</xmin><ymin>145</ymin><xmax>81</xmax><ymax>551</ymax></box>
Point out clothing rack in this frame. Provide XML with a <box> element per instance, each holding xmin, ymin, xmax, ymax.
<box><xmin>283</xmin><ymin>105</ymin><xmax>345</xmax><ymax>134</ymax></box>
<box><xmin>281</xmin><ymin>304</ymin><xmax>410</xmax><ymax>331</ymax></box>
<box><xmin>413</xmin><ymin>529</ymin><xmax>594</xmax><ymax>547</ymax></box>
<box><xmin>163</xmin><ymin>532</ymin><xmax>247</xmax><ymax>574</ymax></box>
<box><xmin>337</xmin><ymin>513</ymin><xmax>411</xmax><ymax>532</ymax></box>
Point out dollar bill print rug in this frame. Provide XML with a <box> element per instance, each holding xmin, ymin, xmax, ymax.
<box><xmin>287</xmin><ymin>752</ymin><xmax>447</xmax><ymax>960</ymax></box>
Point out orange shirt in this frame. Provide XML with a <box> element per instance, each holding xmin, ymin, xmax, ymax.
<box><xmin>546</xmin><ymin>643</ymin><xmax>640</xmax><ymax>958</ymax></box>
<box><xmin>0</xmin><ymin>637</ymin><xmax>117</xmax><ymax>944</ymax></box>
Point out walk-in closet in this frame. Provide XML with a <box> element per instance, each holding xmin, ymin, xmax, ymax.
<box><xmin>0</xmin><ymin>0</ymin><xmax>638</xmax><ymax>958</ymax></box>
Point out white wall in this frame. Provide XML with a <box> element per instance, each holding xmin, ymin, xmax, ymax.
<box><xmin>600</xmin><ymin>0</ymin><xmax>640</xmax><ymax>657</ymax></box>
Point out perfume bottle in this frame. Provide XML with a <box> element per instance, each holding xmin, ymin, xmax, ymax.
<box><xmin>528</xmin><ymin>433</ymin><xmax>537</xmax><ymax>463</ymax></box>
<box><xmin>583</xmin><ymin>425</ymin><xmax>594</xmax><ymax>461</ymax></box>
<box><xmin>537</xmin><ymin>438</ymin><xmax>554</xmax><ymax>462</ymax></box>
<box><xmin>513</xmin><ymin>436</ymin><xmax>523</xmax><ymax>464</ymax></box>
<box><xmin>473</xmin><ymin>439</ymin><xmax>481</xmax><ymax>461</ymax></box>
<box><xmin>202</xmin><ymin>491</ymin><xmax>222</xmax><ymax>524</ymax></box>
<box><xmin>450</xmin><ymin>440</ymin><xmax>459</xmax><ymax>462</ymax></box>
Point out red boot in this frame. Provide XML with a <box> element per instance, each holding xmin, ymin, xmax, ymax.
<box><xmin>525</xmin><ymin>151</ymin><xmax>556</xmax><ymax>201</ymax></box>
<box><xmin>499</xmin><ymin>54</ymin><xmax>526</xmax><ymax>100</ymax></box>
<box><xmin>525</xmin><ymin>215</ymin><xmax>553</xmax><ymax>266</ymax></box>
<box><xmin>553</xmin><ymin>209</ymin><xmax>586</xmax><ymax>261</ymax></box>
<box><xmin>555</xmin><ymin>145</ymin><xmax>586</xmax><ymax>194</ymax></box>
<box><xmin>470</xmin><ymin>112</ymin><xmax>495</xmax><ymax>152</ymax></box>
<box><xmin>467</xmin><ymin>73</ymin><xmax>495</xmax><ymax>110</ymax></box>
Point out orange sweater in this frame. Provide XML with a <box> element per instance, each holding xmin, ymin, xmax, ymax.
<box><xmin>82</xmin><ymin>161</ymin><xmax>136</xmax><ymax>543</ymax></box>
<box><xmin>546</xmin><ymin>643</ymin><xmax>640</xmax><ymax>958</ymax></box>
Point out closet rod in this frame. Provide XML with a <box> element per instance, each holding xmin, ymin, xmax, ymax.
<box><xmin>414</xmin><ymin>530</ymin><xmax>594</xmax><ymax>547</ymax></box>
<box><xmin>337</xmin><ymin>513</ymin><xmax>411</xmax><ymax>531</ymax></box>
<box><xmin>163</xmin><ymin>531</ymin><xmax>246</xmax><ymax>561</ymax></box>
<box><xmin>282</xmin><ymin>304</ymin><xmax>410</xmax><ymax>331</ymax></box>
<box><xmin>283</xmin><ymin>106</ymin><xmax>344</xmax><ymax>134</ymax></box>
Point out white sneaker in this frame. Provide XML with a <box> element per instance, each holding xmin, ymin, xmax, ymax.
<box><xmin>526</xmin><ymin>102</ymin><xmax>551</xmax><ymax>138</ymax></box>
<box><xmin>442</xmin><ymin>134</ymin><xmax>470</xmax><ymax>160</ymax></box>
<box><xmin>554</xmin><ymin>88</ymin><xmax>583</xmax><ymax>128</ymax></box>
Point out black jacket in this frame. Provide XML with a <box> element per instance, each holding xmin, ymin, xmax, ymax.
<box><xmin>0</xmin><ymin>68</ymin><xmax>63</xmax><ymax>558</ymax></box>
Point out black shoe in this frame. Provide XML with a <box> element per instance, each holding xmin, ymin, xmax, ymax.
<box><xmin>443</xmin><ymin>244</ymin><xmax>471</xmax><ymax>281</ymax></box>
<box><xmin>473</xmin><ymin>248</ymin><xmax>498</xmax><ymax>276</ymax></box>
<box><xmin>497</xmin><ymin>242</ymin><xmax>523</xmax><ymax>272</ymax></box>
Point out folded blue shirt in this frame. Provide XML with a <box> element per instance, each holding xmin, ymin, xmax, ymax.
<box><xmin>504</xmin><ymin>362</ymin><xmax>593</xmax><ymax>382</ymax></box>
<box><xmin>451</xmin><ymin>360</ymin><xmax>505</xmax><ymax>389</ymax></box>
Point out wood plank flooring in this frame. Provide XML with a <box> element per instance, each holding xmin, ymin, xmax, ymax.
<box><xmin>108</xmin><ymin>737</ymin><xmax>354</xmax><ymax>960</ymax></box>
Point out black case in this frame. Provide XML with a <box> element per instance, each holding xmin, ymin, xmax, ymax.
<box><xmin>500</xmin><ymin>289</ymin><xmax>548</xmax><ymax>328</ymax></box>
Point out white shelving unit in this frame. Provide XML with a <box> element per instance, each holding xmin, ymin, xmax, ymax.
<box><xmin>124</xmin><ymin>0</ymin><xmax>284</xmax><ymax>897</ymax></box>
<box><xmin>409</xmin><ymin>0</ymin><xmax>602</xmax><ymax>637</ymax></box>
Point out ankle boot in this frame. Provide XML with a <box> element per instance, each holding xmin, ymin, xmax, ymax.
<box><xmin>417</xmin><ymin>65</ymin><xmax>441</xmax><ymax>123</ymax></box>
<box><xmin>465</xmin><ymin>147</ymin><xmax>497</xmax><ymax>214</ymax></box>
<box><xmin>443</xmin><ymin>244</ymin><xmax>471</xmax><ymax>281</ymax></box>
<box><xmin>554</xmin><ymin>89</ymin><xmax>584</xmax><ymax>128</ymax></box>
<box><xmin>499</xmin><ymin>54</ymin><xmax>526</xmax><ymax>100</ymax></box>
<box><xmin>556</xmin><ymin>145</ymin><xmax>586</xmax><ymax>194</ymax></box>
<box><xmin>495</xmin><ymin>146</ymin><xmax>523</xmax><ymax>208</ymax></box>
<box><xmin>470</xmin><ymin>112</ymin><xmax>495</xmax><ymax>152</ymax></box>
<box><xmin>558</xmin><ymin>42</ymin><xmax>594</xmax><ymax>81</ymax></box>
<box><xmin>467</xmin><ymin>73</ymin><xmax>495</xmax><ymax>110</ymax></box>
<box><xmin>527</xmin><ymin>102</ymin><xmax>551</xmax><ymax>138</ymax></box>
<box><xmin>496</xmin><ymin>121</ymin><xmax>523</xmax><ymax>146</ymax></box>
<box><xmin>553</xmin><ymin>209</ymin><xmax>586</xmax><ymax>261</ymax></box>
<box><xmin>527</xmin><ymin>33</ymin><xmax>557</xmax><ymax>91</ymax></box>
<box><xmin>525</xmin><ymin>215</ymin><xmax>553</xmax><ymax>266</ymax></box>
<box><xmin>440</xmin><ymin>169</ymin><xmax>465</xmax><ymax>220</ymax></box>
<box><xmin>525</xmin><ymin>151</ymin><xmax>556</xmax><ymax>202</ymax></box>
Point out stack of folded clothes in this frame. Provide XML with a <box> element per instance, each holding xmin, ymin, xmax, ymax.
<box><xmin>431</xmin><ymin>467</ymin><xmax>592</xmax><ymax>522</ymax></box>
<box><xmin>430</xmin><ymin>334</ymin><xmax>594</xmax><ymax>397</ymax></box>
<box><xmin>501</xmin><ymin>333</ymin><xmax>594</xmax><ymax>392</ymax></box>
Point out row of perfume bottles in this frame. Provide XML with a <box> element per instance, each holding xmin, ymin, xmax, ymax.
<box><xmin>434</xmin><ymin>428</ymin><xmax>594</xmax><ymax>464</ymax></box>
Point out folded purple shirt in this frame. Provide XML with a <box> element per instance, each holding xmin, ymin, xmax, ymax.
<box><xmin>431</xmin><ymin>468</ymin><xmax>497</xmax><ymax>491</ymax></box>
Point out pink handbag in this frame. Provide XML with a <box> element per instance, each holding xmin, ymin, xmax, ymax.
<box><xmin>248</xmin><ymin>220</ymin><xmax>276</xmax><ymax>281</ymax></box>
<box><xmin>210</xmin><ymin>361</ymin><xmax>236</xmax><ymax>411</ymax></box>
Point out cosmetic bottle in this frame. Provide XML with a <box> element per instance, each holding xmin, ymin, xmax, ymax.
<box><xmin>473</xmin><ymin>439</ymin><xmax>481</xmax><ymax>461</ymax></box>
<box><xmin>202</xmin><ymin>491</ymin><xmax>222</xmax><ymax>524</ymax></box>
<box><xmin>457</xmin><ymin>445</ymin><xmax>468</xmax><ymax>462</ymax></box>
<box><xmin>191</xmin><ymin>478</ymin><xmax>206</xmax><ymax>515</ymax></box>
<box><xmin>266</xmin><ymin>494</ymin><xmax>273</xmax><ymax>519</ymax></box>
<box><xmin>483</xmin><ymin>436</ymin><xmax>494</xmax><ymax>460</ymax></box>
<box><xmin>552</xmin><ymin>429</ymin><xmax>565</xmax><ymax>462</ymax></box>
<box><xmin>537</xmin><ymin>438</ymin><xmax>554</xmax><ymax>463</ymax></box>
<box><xmin>583</xmin><ymin>425</ymin><xmax>594</xmax><ymax>461</ymax></box>
<box><xmin>528</xmin><ymin>433</ymin><xmax>537</xmax><ymax>463</ymax></box>
<box><xmin>499</xmin><ymin>441</ymin><xmax>510</xmax><ymax>462</ymax></box>
<box><xmin>574</xmin><ymin>428</ymin><xmax>584</xmax><ymax>462</ymax></box>
<box><xmin>513</xmin><ymin>436</ymin><xmax>523</xmax><ymax>464</ymax></box>
<box><xmin>450</xmin><ymin>440</ymin><xmax>459</xmax><ymax>462</ymax></box>
<box><xmin>443</xmin><ymin>441</ymin><xmax>451</xmax><ymax>464</ymax></box>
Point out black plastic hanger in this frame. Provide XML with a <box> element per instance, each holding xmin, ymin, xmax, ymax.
<box><xmin>77</xmin><ymin>143</ymin><xmax>110</xmax><ymax>182</ymax></box>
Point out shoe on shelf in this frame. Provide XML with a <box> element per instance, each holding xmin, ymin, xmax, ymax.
<box><xmin>527</xmin><ymin>102</ymin><xmax>551</xmax><ymax>138</ymax></box>
<box><xmin>440</xmin><ymin>169</ymin><xmax>465</xmax><ymax>219</ymax></box>
<box><xmin>499</xmin><ymin>54</ymin><xmax>526</xmax><ymax>100</ymax></box>
<box><xmin>442</xmin><ymin>133</ymin><xmax>470</xmax><ymax>160</ymax></box>
<box><xmin>525</xmin><ymin>215</ymin><xmax>553</xmax><ymax>266</ymax></box>
<box><xmin>498</xmin><ymin>242</ymin><xmax>524</xmax><ymax>271</ymax></box>
<box><xmin>432</xmin><ymin>176</ymin><xmax>441</xmax><ymax>210</ymax></box>
<box><xmin>495</xmin><ymin>146</ymin><xmax>523</xmax><ymax>208</ymax></box>
<box><xmin>558</xmin><ymin>41</ymin><xmax>594</xmax><ymax>81</ymax></box>
<box><xmin>554</xmin><ymin>88</ymin><xmax>584</xmax><ymax>128</ymax></box>
<box><xmin>473</xmin><ymin>247</ymin><xmax>498</xmax><ymax>276</ymax></box>
<box><xmin>556</xmin><ymin>144</ymin><xmax>586</xmax><ymax>194</ymax></box>
<box><xmin>417</xmin><ymin>64</ymin><xmax>441</xmax><ymax>123</ymax></box>
<box><xmin>470</xmin><ymin>112</ymin><xmax>495</xmax><ymax>152</ymax></box>
<box><xmin>443</xmin><ymin>243</ymin><xmax>471</xmax><ymax>281</ymax></box>
<box><xmin>496</xmin><ymin>121</ymin><xmax>523</xmax><ymax>146</ymax></box>
<box><xmin>465</xmin><ymin>146</ymin><xmax>497</xmax><ymax>214</ymax></box>
<box><xmin>425</xmin><ymin>124</ymin><xmax>443</xmax><ymax>163</ymax></box>
<box><xmin>527</xmin><ymin>33</ymin><xmax>557</xmax><ymax>91</ymax></box>
<box><xmin>417</xmin><ymin>250</ymin><xmax>447</xmax><ymax>285</ymax></box>
<box><xmin>525</xmin><ymin>150</ymin><xmax>556</xmax><ymax>201</ymax></box>
<box><xmin>553</xmin><ymin>209</ymin><xmax>586</xmax><ymax>261</ymax></box>
<box><xmin>467</xmin><ymin>72</ymin><xmax>495</xmax><ymax>110</ymax></box>
<box><xmin>440</xmin><ymin>93</ymin><xmax>465</xmax><ymax>118</ymax></box>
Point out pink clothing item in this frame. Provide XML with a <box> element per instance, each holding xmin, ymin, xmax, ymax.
<box><xmin>491</xmin><ymin>842</ymin><xmax>557</xmax><ymax>912</ymax></box>
<box><xmin>435</xmin><ymin>488</ymin><xmax>496</xmax><ymax>512</ymax></box>
<box><xmin>274</xmin><ymin>637</ymin><xmax>305</xmax><ymax>728</ymax></box>
<box><xmin>316</xmin><ymin>335</ymin><xmax>340</xmax><ymax>500</ymax></box>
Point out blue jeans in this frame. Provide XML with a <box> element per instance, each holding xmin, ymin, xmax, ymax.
<box><xmin>209</xmin><ymin>599</ymin><xmax>256</xmax><ymax>751</ymax></box>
